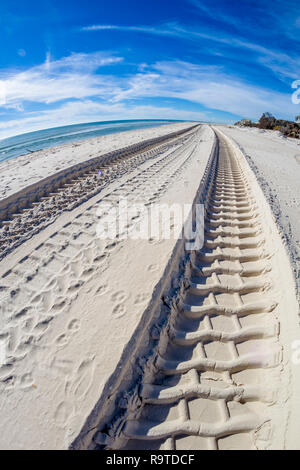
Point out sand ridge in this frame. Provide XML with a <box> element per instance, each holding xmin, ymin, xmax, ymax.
<box><xmin>217</xmin><ymin>125</ymin><xmax>300</xmax><ymax>303</ymax></box>
<box><xmin>0</xmin><ymin>124</ymin><xmax>214</xmax><ymax>449</ymax></box>
<box><xmin>87</xmin><ymin>129</ymin><xmax>299</xmax><ymax>451</ymax></box>
<box><xmin>0</xmin><ymin>124</ymin><xmax>298</xmax><ymax>449</ymax></box>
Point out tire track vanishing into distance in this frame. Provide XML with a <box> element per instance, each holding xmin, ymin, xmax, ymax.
<box><xmin>0</xmin><ymin>126</ymin><xmax>205</xmax><ymax>397</ymax></box>
<box><xmin>0</xmin><ymin>125</ymin><xmax>198</xmax><ymax>261</ymax></box>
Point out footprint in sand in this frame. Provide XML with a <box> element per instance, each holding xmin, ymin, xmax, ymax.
<box><xmin>56</xmin><ymin>275</ymin><xmax>68</xmax><ymax>294</ymax></box>
<box><xmin>95</xmin><ymin>284</ymin><xmax>108</xmax><ymax>296</ymax></box>
<box><xmin>93</xmin><ymin>254</ymin><xmax>106</xmax><ymax>264</ymax></box>
<box><xmin>105</xmin><ymin>241</ymin><xmax>120</xmax><ymax>253</ymax></box>
<box><xmin>112</xmin><ymin>304</ymin><xmax>126</xmax><ymax>318</ymax></box>
<box><xmin>31</xmin><ymin>294</ymin><xmax>42</xmax><ymax>304</ymax></box>
<box><xmin>34</xmin><ymin>316</ymin><xmax>53</xmax><ymax>334</ymax></box>
<box><xmin>51</xmin><ymin>297</ymin><xmax>67</xmax><ymax>314</ymax></box>
<box><xmin>13</xmin><ymin>307</ymin><xmax>29</xmax><ymax>321</ymax></box>
<box><xmin>148</xmin><ymin>238</ymin><xmax>163</xmax><ymax>246</ymax></box>
<box><xmin>7</xmin><ymin>326</ymin><xmax>20</xmax><ymax>353</ymax></box>
<box><xmin>54</xmin><ymin>319</ymin><xmax>80</xmax><ymax>350</ymax></box>
<box><xmin>68</xmin><ymin>319</ymin><xmax>80</xmax><ymax>334</ymax></box>
<box><xmin>81</xmin><ymin>267</ymin><xmax>95</xmax><ymax>278</ymax></box>
<box><xmin>72</xmin><ymin>357</ymin><xmax>95</xmax><ymax>400</ymax></box>
<box><xmin>54</xmin><ymin>402</ymin><xmax>74</xmax><ymax>428</ymax></box>
<box><xmin>70</xmin><ymin>260</ymin><xmax>82</xmax><ymax>277</ymax></box>
<box><xmin>0</xmin><ymin>364</ymin><xmax>14</xmax><ymax>382</ymax></box>
<box><xmin>2</xmin><ymin>374</ymin><xmax>15</xmax><ymax>389</ymax></box>
<box><xmin>20</xmin><ymin>372</ymin><xmax>34</xmax><ymax>389</ymax></box>
<box><xmin>48</xmin><ymin>357</ymin><xmax>73</xmax><ymax>377</ymax></box>
<box><xmin>68</xmin><ymin>280</ymin><xmax>84</xmax><ymax>293</ymax></box>
<box><xmin>148</xmin><ymin>264</ymin><xmax>158</xmax><ymax>272</ymax></box>
<box><xmin>41</xmin><ymin>290</ymin><xmax>54</xmax><ymax>311</ymax></box>
<box><xmin>134</xmin><ymin>293</ymin><xmax>149</xmax><ymax>305</ymax></box>
<box><xmin>55</xmin><ymin>334</ymin><xmax>68</xmax><ymax>347</ymax></box>
<box><xmin>15</xmin><ymin>337</ymin><xmax>34</xmax><ymax>357</ymax></box>
<box><xmin>82</xmin><ymin>248</ymin><xmax>94</xmax><ymax>263</ymax></box>
<box><xmin>111</xmin><ymin>290</ymin><xmax>127</xmax><ymax>303</ymax></box>
<box><xmin>23</xmin><ymin>317</ymin><xmax>34</xmax><ymax>332</ymax></box>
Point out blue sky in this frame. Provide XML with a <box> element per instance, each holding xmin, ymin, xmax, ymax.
<box><xmin>0</xmin><ymin>0</ymin><xmax>299</xmax><ymax>138</ymax></box>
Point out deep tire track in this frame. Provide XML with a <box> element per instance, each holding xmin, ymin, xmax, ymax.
<box><xmin>92</xmin><ymin>132</ymin><xmax>287</xmax><ymax>451</ymax></box>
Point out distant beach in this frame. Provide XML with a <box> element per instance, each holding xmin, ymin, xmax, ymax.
<box><xmin>0</xmin><ymin>119</ymin><xmax>184</xmax><ymax>163</ymax></box>
<box><xmin>0</xmin><ymin>122</ymin><xmax>193</xmax><ymax>200</ymax></box>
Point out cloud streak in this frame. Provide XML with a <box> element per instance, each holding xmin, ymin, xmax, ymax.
<box><xmin>0</xmin><ymin>52</ymin><xmax>123</xmax><ymax>108</ymax></box>
<box><xmin>0</xmin><ymin>100</ymin><xmax>209</xmax><ymax>140</ymax></box>
<box><xmin>0</xmin><ymin>49</ymin><xmax>298</xmax><ymax>140</ymax></box>
<box><xmin>80</xmin><ymin>21</ymin><xmax>299</xmax><ymax>82</ymax></box>
<box><xmin>111</xmin><ymin>61</ymin><xmax>297</xmax><ymax>119</ymax></box>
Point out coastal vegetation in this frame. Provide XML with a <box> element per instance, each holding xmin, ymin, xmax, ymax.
<box><xmin>235</xmin><ymin>113</ymin><xmax>300</xmax><ymax>139</ymax></box>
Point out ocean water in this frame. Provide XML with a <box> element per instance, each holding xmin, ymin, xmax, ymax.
<box><xmin>0</xmin><ymin>119</ymin><xmax>183</xmax><ymax>164</ymax></box>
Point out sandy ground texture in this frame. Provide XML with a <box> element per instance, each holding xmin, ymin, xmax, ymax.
<box><xmin>0</xmin><ymin>123</ymin><xmax>299</xmax><ymax>450</ymax></box>
<box><xmin>0</xmin><ymin>124</ymin><xmax>214</xmax><ymax>449</ymax></box>
<box><xmin>216</xmin><ymin>125</ymin><xmax>300</xmax><ymax>301</ymax></box>
<box><xmin>81</xmin><ymin>128</ymin><xmax>300</xmax><ymax>451</ymax></box>
<box><xmin>0</xmin><ymin>122</ymin><xmax>195</xmax><ymax>201</ymax></box>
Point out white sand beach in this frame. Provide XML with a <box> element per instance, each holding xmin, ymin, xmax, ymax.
<box><xmin>0</xmin><ymin>123</ymin><xmax>299</xmax><ymax>450</ymax></box>
<box><xmin>217</xmin><ymin>125</ymin><xmax>300</xmax><ymax>299</ymax></box>
<box><xmin>0</xmin><ymin>122</ymin><xmax>194</xmax><ymax>201</ymax></box>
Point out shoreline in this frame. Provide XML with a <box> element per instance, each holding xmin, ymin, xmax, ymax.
<box><xmin>0</xmin><ymin>120</ymin><xmax>186</xmax><ymax>164</ymax></box>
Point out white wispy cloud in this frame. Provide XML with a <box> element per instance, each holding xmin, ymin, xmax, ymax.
<box><xmin>80</xmin><ymin>22</ymin><xmax>299</xmax><ymax>82</ymax></box>
<box><xmin>186</xmin><ymin>0</ymin><xmax>243</xmax><ymax>29</ymax></box>
<box><xmin>111</xmin><ymin>60</ymin><xmax>297</xmax><ymax>119</ymax></box>
<box><xmin>0</xmin><ymin>52</ymin><xmax>123</xmax><ymax>108</ymax></box>
<box><xmin>188</xmin><ymin>0</ymin><xmax>300</xmax><ymax>43</ymax></box>
<box><xmin>0</xmin><ymin>100</ymin><xmax>209</xmax><ymax>140</ymax></box>
<box><xmin>80</xmin><ymin>22</ymin><xmax>185</xmax><ymax>38</ymax></box>
<box><xmin>0</xmin><ymin>51</ymin><xmax>298</xmax><ymax>140</ymax></box>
